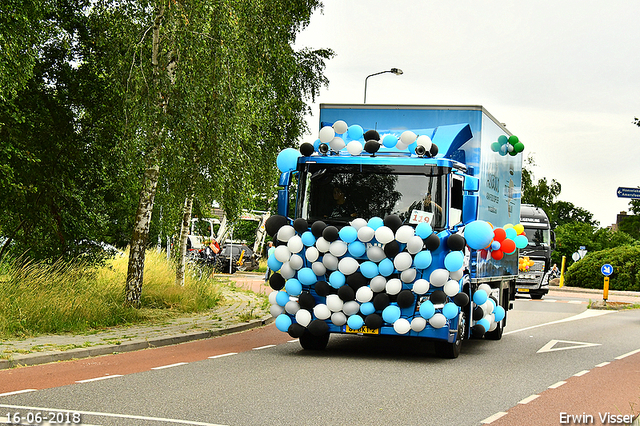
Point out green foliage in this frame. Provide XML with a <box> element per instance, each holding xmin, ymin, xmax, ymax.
<box><xmin>565</xmin><ymin>244</ymin><xmax>640</xmax><ymax>291</ymax></box>
<box><xmin>553</xmin><ymin>222</ymin><xmax>636</xmax><ymax>267</ymax></box>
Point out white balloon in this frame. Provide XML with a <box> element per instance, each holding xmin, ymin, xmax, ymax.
<box><xmin>394</xmin><ymin>252</ymin><xmax>413</xmax><ymax>271</ymax></box>
<box><xmin>313</xmin><ymin>304</ymin><xmax>331</xmax><ymax>320</ymax></box>
<box><xmin>331</xmin><ymin>311</ymin><xmax>347</xmax><ymax>326</ymax></box>
<box><xmin>416</xmin><ymin>135</ymin><xmax>432</xmax><ymax>151</ymax></box>
<box><xmin>443</xmin><ymin>279</ymin><xmax>460</xmax><ymax>297</ymax></box>
<box><xmin>395</xmin><ymin>225</ymin><xmax>415</xmax><ymax>243</ymax></box>
<box><xmin>366</xmin><ymin>245</ymin><xmax>386</xmax><ymax>263</ymax></box>
<box><xmin>357</xmin><ymin>226</ymin><xmax>375</xmax><ymax>242</ymax></box>
<box><xmin>326</xmin><ymin>294</ymin><xmax>344</xmax><ymax>312</ymax></box>
<box><xmin>295</xmin><ymin>309</ymin><xmax>312</xmax><ymax>327</ymax></box>
<box><xmin>400</xmin><ymin>130</ymin><xmax>417</xmax><ymax>145</ymax></box>
<box><xmin>287</xmin><ymin>235</ymin><xmax>303</xmax><ymax>253</ymax></box>
<box><xmin>430</xmin><ymin>269</ymin><xmax>450</xmax><ymax>287</ymax></box>
<box><xmin>268</xmin><ymin>290</ymin><xmax>279</xmax><ymax>305</ymax></box>
<box><xmin>396</xmin><ymin>141</ymin><xmax>409</xmax><ymax>151</ymax></box>
<box><xmin>411</xmin><ymin>317</ymin><xmax>427</xmax><ymax>332</ymax></box>
<box><xmin>270</xmin><ymin>304</ymin><xmax>284</xmax><ymax>317</ymax></box>
<box><xmin>429</xmin><ymin>313</ymin><xmax>447</xmax><ymax>329</ymax></box>
<box><xmin>375</xmin><ymin>226</ymin><xmax>395</xmax><ymax>244</ymax></box>
<box><xmin>488</xmin><ymin>321</ymin><xmax>498</xmax><ymax>332</ymax></box>
<box><xmin>288</xmin><ymin>254</ymin><xmax>304</xmax><ymax>271</ymax></box>
<box><xmin>342</xmin><ymin>301</ymin><xmax>361</xmax><ymax>316</ymax></box>
<box><xmin>479</xmin><ymin>283</ymin><xmax>492</xmax><ymax>294</ymax></box>
<box><xmin>329</xmin><ymin>240</ymin><xmax>348</xmax><ymax>257</ymax></box>
<box><xmin>315</xmin><ymin>236</ymin><xmax>330</xmax><ymax>253</ymax></box>
<box><xmin>332</xmin><ymin>120</ymin><xmax>348</xmax><ymax>135</ymax></box>
<box><xmin>393</xmin><ymin>318</ymin><xmax>411</xmax><ymax>335</ymax></box>
<box><xmin>274</xmin><ymin>245</ymin><xmax>291</xmax><ymax>263</ymax></box>
<box><xmin>482</xmin><ymin>300</ymin><xmax>495</xmax><ymax>314</ymax></box>
<box><xmin>401</xmin><ymin>268</ymin><xmax>416</xmax><ymax>283</ymax></box>
<box><xmin>279</xmin><ymin>262</ymin><xmax>295</xmax><ymax>279</ymax></box>
<box><xmin>305</xmin><ymin>246</ymin><xmax>319</xmax><ymax>263</ymax></box>
<box><xmin>385</xmin><ymin>278</ymin><xmax>403</xmax><ymax>295</ymax></box>
<box><xmin>322</xmin><ymin>253</ymin><xmax>339</xmax><ymax>271</ymax></box>
<box><xmin>338</xmin><ymin>257</ymin><xmax>359</xmax><ymax>275</ymax></box>
<box><xmin>285</xmin><ymin>300</ymin><xmax>300</xmax><ymax>315</ymax></box>
<box><xmin>412</xmin><ymin>279</ymin><xmax>430</xmax><ymax>295</ymax></box>
<box><xmin>406</xmin><ymin>235</ymin><xmax>424</xmax><ymax>254</ymax></box>
<box><xmin>319</xmin><ymin>125</ymin><xmax>335</xmax><ymax>143</ymax></box>
<box><xmin>346</xmin><ymin>140</ymin><xmax>363</xmax><ymax>155</ymax></box>
<box><xmin>311</xmin><ymin>261</ymin><xmax>326</xmax><ymax>276</ymax></box>
<box><xmin>370</xmin><ymin>275</ymin><xmax>387</xmax><ymax>292</ymax></box>
<box><xmin>329</xmin><ymin>136</ymin><xmax>346</xmax><ymax>152</ymax></box>
<box><xmin>277</xmin><ymin>225</ymin><xmax>295</xmax><ymax>242</ymax></box>
<box><xmin>450</xmin><ymin>268</ymin><xmax>464</xmax><ymax>281</ymax></box>
<box><xmin>355</xmin><ymin>286</ymin><xmax>374</xmax><ymax>303</ymax></box>
<box><xmin>350</xmin><ymin>218</ymin><xmax>368</xmax><ymax>230</ymax></box>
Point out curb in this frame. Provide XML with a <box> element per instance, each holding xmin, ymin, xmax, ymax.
<box><xmin>0</xmin><ymin>316</ymin><xmax>274</xmax><ymax>370</ymax></box>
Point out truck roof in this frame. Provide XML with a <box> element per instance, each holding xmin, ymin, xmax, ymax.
<box><xmin>520</xmin><ymin>204</ymin><xmax>550</xmax><ymax>227</ymax></box>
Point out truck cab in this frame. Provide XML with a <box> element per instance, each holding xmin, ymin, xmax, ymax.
<box><xmin>516</xmin><ymin>204</ymin><xmax>555</xmax><ymax>299</ymax></box>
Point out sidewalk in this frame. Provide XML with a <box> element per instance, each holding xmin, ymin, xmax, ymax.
<box><xmin>0</xmin><ymin>273</ymin><xmax>273</xmax><ymax>370</ymax></box>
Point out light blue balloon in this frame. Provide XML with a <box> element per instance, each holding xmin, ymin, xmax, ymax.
<box><xmin>285</xmin><ymin>278</ymin><xmax>302</xmax><ymax>296</ymax></box>
<box><xmin>275</xmin><ymin>291</ymin><xmax>290</xmax><ymax>307</ymax></box>
<box><xmin>329</xmin><ymin>271</ymin><xmax>346</xmax><ymax>288</ymax></box>
<box><xmin>275</xmin><ymin>314</ymin><xmax>292</xmax><ymax>332</ymax></box>
<box><xmin>347</xmin><ymin>124</ymin><xmax>364</xmax><ymax>140</ymax></box>
<box><xmin>477</xmin><ymin>318</ymin><xmax>490</xmax><ymax>332</ymax></box>
<box><xmin>301</xmin><ymin>231</ymin><xmax>316</xmax><ymax>247</ymax></box>
<box><xmin>368</xmin><ymin>216</ymin><xmax>384</xmax><ymax>230</ymax></box>
<box><xmin>491</xmin><ymin>241</ymin><xmax>501</xmax><ymax>251</ymax></box>
<box><xmin>419</xmin><ymin>300</ymin><xmax>435</xmax><ymax>319</ymax></box>
<box><xmin>298</xmin><ymin>268</ymin><xmax>316</xmax><ymax>285</ymax></box>
<box><xmin>515</xmin><ymin>235</ymin><xmax>528</xmax><ymax>249</ymax></box>
<box><xmin>378</xmin><ymin>258</ymin><xmax>395</xmax><ymax>277</ymax></box>
<box><xmin>464</xmin><ymin>220</ymin><xmax>494</xmax><ymax>250</ymax></box>
<box><xmin>276</xmin><ymin>148</ymin><xmax>301</xmax><ymax>172</ymax></box>
<box><xmin>339</xmin><ymin>226</ymin><xmax>358</xmax><ymax>243</ymax></box>
<box><xmin>360</xmin><ymin>261</ymin><xmax>379</xmax><ymax>279</ymax></box>
<box><xmin>347</xmin><ymin>315</ymin><xmax>364</xmax><ymax>330</ymax></box>
<box><xmin>382</xmin><ymin>134</ymin><xmax>398</xmax><ymax>148</ymax></box>
<box><xmin>442</xmin><ymin>302</ymin><xmax>459</xmax><ymax>319</ymax></box>
<box><xmin>348</xmin><ymin>241</ymin><xmax>366</xmax><ymax>257</ymax></box>
<box><xmin>494</xmin><ymin>305</ymin><xmax>505</xmax><ymax>322</ymax></box>
<box><xmin>382</xmin><ymin>305</ymin><xmax>401</xmax><ymax>324</ymax></box>
<box><xmin>360</xmin><ymin>302</ymin><xmax>375</xmax><ymax>316</ymax></box>
<box><xmin>505</xmin><ymin>227</ymin><xmax>517</xmax><ymax>240</ymax></box>
<box><xmin>444</xmin><ymin>251</ymin><xmax>464</xmax><ymax>272</ymax></box>
<box><xmin>313</xmin><ymin>138</ymin><xmax>321</xmax><ymax>151</ymax></box>
<box><xmin>415</xmin><ymin>222</ymin><xmax>433</xmax><ymax>239</ymax></box>
<box><xmin>473</xmin><ymin>289</ymin><xmax>488</xmax><ymax>305</ymax></box>
<box><xmin>267</xmin><ymin>255</ymin><xmax>283</xmax><ymax>272</ymax></box>
<box><xmin>408</xmin><ymin>141</ymin><xmax>417</xmax><ymax>154</ymax></box>
<box><xmin>413</xmin><ymin>250</ymin><xmax>432</xmax><ymax>269</ymax></box>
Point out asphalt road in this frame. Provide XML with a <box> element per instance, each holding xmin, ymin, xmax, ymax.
<box><xmin>1</xmin><ymin>294</ymin><xmax>639</xmax><ymax>426</ymax></box>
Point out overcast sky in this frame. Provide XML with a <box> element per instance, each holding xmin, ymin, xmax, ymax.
<box><xmin>294</xmin><ymin>0</ymin><xmax>640</xmax><ymax>227</ymax></box>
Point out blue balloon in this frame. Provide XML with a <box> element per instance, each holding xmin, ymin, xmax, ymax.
<box><xmin>382</xmin><ymin>134</ymin><xmax>398</xmax><ymax>148</ymax></box>
<box><xmin>415</xmin><ymin>222</ymin><xmax>433</xmax><ymax>239</ymax></box>
<box><xmin>473</xmin><ymin>289</ymin><xmax>488</xmax><ymax>305</ymax></box>
<box><xmin>491</xmin><ymin>241</ymin><xmax>501</xmax><ymax>251</ymax></box>
<box><xmin>347</xmin><ymin>315</ymin><xmax>364</xmax><ymax>330</ymax></box>
<box><xmin>313</xmin><ymin>138</ymin><xmax>321</xmax><ymax>151</ymax></box>
<box><xmin>360</xmin><ymin>302</ymin><xmax>375</xmax><ymax>316</ymax></box>
<box><xmin>442</xmin><ymin>302</ymin><xmax>459</xmax><ymax>319</ymax></box>
<box><xmin>276</xmin><ymin>148</ymin><xmax>301</xmax><ymax>172</ymax></box>
<box><xmin>339</xmin><ymin>226</ymin><xmax>358</xmax><ymax>243</ymax></box>
<box><xmin>360</xmin><ymin>261</ymin><xmax>379</xmax><ymax>279</ymax></box>
<box><xmin>494</xmin><ymin>305</ymin><xmax>506</xmax><ymax>322</ymax></box>
<box><xmin>382</xmin><ymin>305</ymin><xmax>401</xmax><ymax>323</ymax></box>
<box><xmin>348</xmin><ymin>241</ymin><xmax>366</xmax><ymax>257</ymax></box>
<box><xmin>368</xmin><ymin>217</ymin><xmax>384</xmax><ymax>230</ymax></box>
<box><xmin>275</xmin><ymin>314</ymin><xmax>292</xmax><ymax>332</ymax></box>
<box><xmin>378</xmin><ymin>258</ymin><xmax>395</xmax><ymax>277</ymax></box>
<box><xmin>301</xmin><ymin>231</ymin><xmax>316</xmax><ymax>247</ymax></box>
<box><xmin>285</xmin><ymin>278</ymin><xmax>302</xmax><ymax>296</ymax></box>
<box><xmin>464</xmin><ymin>220</ymin><xmax>494</xmax><ymax>250</ymax></box>
<box><xmin>267</xmin><ymin>255</ymin><xmax>283</xmax><ymax>272</ymax></box>
<box><xmin>347</xmin><ymin>124</ymin><xmax>364</xmax><ymax>140</ymax></box>
<box><xmin>408</xmin><ymin>141</ymin><xmax>417</xmax><ymax>154</ymax></box>
<box><xmin>329</xmin><ymin>271</ymin><xmax>346</xmax><ymax>288</ymax></box>
<box><xmin>477</xmin><ymin>317</ymin><xmax>490</xmax><ymax>332</ymax></box>
<box><xmin>275</xmin><ymin>291</ymin><xmax>290</xmax><ymax>307</ymax></box>
<box><xmin>413</xmin><ymin>250</ymin><xmax>433</xmax><ymax>269</ymax></box>
<box><xmin>444</xmin><ymin>251</ymin><xmax>464</xmax><ymax>272</ymax></box>
<box><xmin>297</xmin><ymin>268</ymin><xmax>316</xmax><ymax>285</ymax></box>
<box><xmin>505</xmin><ymin>227</ymin><xmax>517</xmax><ymax>240</ymax></box>
<box><xmin>515</xmin><ymin>235</ymin><xmax>528</xmax><ymax>249</ymax></box>
<box><xmin>419</xmin><ymin>300</ymin><xmax>435</xmax><ymax>319</ymax></box>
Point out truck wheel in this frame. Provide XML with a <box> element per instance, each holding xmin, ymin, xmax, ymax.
<box><xmin>299</xmin><ymin>332</ymin><xmax>330</xmax><ymax>351</ymax></box>
<box><xmin>530</xmin><ymin>293</ymin><xmax>544</xmax><ymax>300</ymax></box>
<box><xmin>435</xmin><ymin>313</ymin><xmax>465</xmax><ymax>359</ymax></box>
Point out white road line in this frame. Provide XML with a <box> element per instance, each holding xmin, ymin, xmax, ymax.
<box><xmin>0</xmin><ymin>389</ymin><xmax>37</xmax><ymax>397</ymax></box>
<box><xmin>518</xmin><ymin>394</ymin><xmax>539</xmax><ymax>404</ymax></box>
<box><xmin>151</xmin><ymin>362</ymin><xmax>188</xmax><ymax>370</ymax></box>
<box><xmin>573</xmin><ymin>370</ymin><xmax>590</xmax><ymax>377</ymax></box>
<box><xmin>208</xmin><ymin>352</ymin><xmax>237</xmax><ymax>359</ymax></box>
<box><xmin>595</xmin><ymin>361</ymin><xmax>611</xmax><ymax>367</ymax></box>
<box><xmin>480</xmin><ymin>411</ymin><xmax>508</xmax><ymax>424</ymax></box>
<box><xmin>0</xmin><ymin>403</ymin><xmax>228</xmax><ymax>426</ymax></box>
<box><xmin>76</xmin><ymin>375</ymin><xmax>123</xmax><ymax>383</ymax></box>
<box><xmin>615</xmin><ymin>348</ymin><xmax>640</xmax><ymax>360</ymax></box>
<box><xmin>568</xmin><ymin>300</ymin><xmax>584</xmax><ymax>304</ymax></box>
<box><xmin>548</xmin><ymin>381</ymin><xmax>566</xmax><ymax>389</ymax></box>
<box><xmin>504</xmin><ymin>309</ymin><xmax>612</xmax><ymax>335</ymax></box>
<box><xmin>287</xmin><ymin>339</ymin><xmax>299</xmax><ymax>343</ymax></box>
<box><xmin>252</xmin><ymin>344</ymin><xmax>276</xmax><ymax>350</ymax></box>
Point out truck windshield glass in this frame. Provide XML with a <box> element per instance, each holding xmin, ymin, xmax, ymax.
<box><xmin>299</xmin><ymin>164</ymin><xmax>447</xmax><ymax>229</ymax></box>
<box><xmin>523</xmin><ymin>226</ymin><xmax>551</xmax><ymax>246</ymax></box>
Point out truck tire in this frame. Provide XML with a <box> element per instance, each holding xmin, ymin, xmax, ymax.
<box><xmin>435</xmin><ymin>313</ymin><xmax>465</xmax><ymax>359</ymax></box>
<box><xmin>530</xmin><ymin>293</ymin><xmax>544</xmax><ymax>300</ymax></box>
<box><xmin>299</xmin><ymin>332</ymin><xmax>330</xmax><ymax>351</ymax></box>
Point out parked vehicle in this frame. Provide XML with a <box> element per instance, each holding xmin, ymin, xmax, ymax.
<box><xmin>516</xmin><ymin>204</ymin><xmax>555</xmax><ymax>299</ymax></box>
<box><xmin>214</xmin><ymin>243</ymin><xmax>259</xmax><ymax>273</ymax></box>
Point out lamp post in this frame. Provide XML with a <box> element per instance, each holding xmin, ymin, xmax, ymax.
<box><xmin>363</xmin><ymin>68</ymin><xmax>403</xmax><ymax>103</ymax></box>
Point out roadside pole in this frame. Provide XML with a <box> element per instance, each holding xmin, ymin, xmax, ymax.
<box><xmin>601</xmin><ymin>263</ymin><xmax>613</xmax><ymax>305</ymax></box>
<box><xmin>559</xmin><ymin>256</ymin><xmax>566</xmax><ymax>288</ymax></box>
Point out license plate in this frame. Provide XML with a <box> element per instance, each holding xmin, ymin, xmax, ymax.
<box><xmin>518</xmin><ymin>288</ymin><xmax>530</xmax><ymax>292</ymax></box>
<box><xmin>344</xmin><ymin>325</ymin><xmax>379</xmax><ymax>335</ymax></box>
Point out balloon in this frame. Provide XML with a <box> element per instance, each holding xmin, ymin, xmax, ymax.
<box><xmin>288</xmin><ymin>254</ymin><xmax>303</xmax><ymax>270</ymax></box>
<box><xmin>328</xmin><ymin>271</ymin><xmax>346</xmax><ymax>288</ymax></box>
<box><xmin>275</xmin><ymin>290</ymin><xmax>290</xmax><ymax>307</ymax></box>
<box><xmin>315</xmin><ymin>236</ymin><xmax>331</xmax><ymax>253</ymax></box>
<box><xmin>395</xmin><ymin>225</ymin><xmax>415</xmax><ymax>243</ymax></box>
<box><xmin>450</xmin><ymin>268</ymin><xmax>464</xmax><ymax>281</ymax></box>
<box><xmin>269</xmin><ymin>273</ymin><xmax>285</xmax><ymax>291</ymax></box>
<box><xmin>515</xmin><ymin>235</ymin><xmax>528</xmax><ymax>249</ymax></box>
<box><xmin>444</xmin><ymin>251</ymin><xmax>464</xmax><ymax>272</ymax></box>
<box><xmin>347</xmin><ymin>315</ymin><xmax>365</xmax><ymax>331</ymax></box>
<box><xmin>413</xmin><ymin>250</ymin><xmax>432</xmax><ymax>269</ymax></box>
<box><xmin>298</xmin><ymin>292</ymin><xmax>316</xmax><ymax>310</ymax></box>
<box><xmin>301</xmin><ymin>231</ymin><xmax>316</xmax><ymax>247</ymax></box>
<box><xmin>415</xmin><ymin>222</ymin><xmax>433</xmax><ymax>239</ymax></box>
<box><xmin>382</xmin><ymin>305</ymin><xmax>401</xmax><ymax>323</ymax></box>
<box><xmin>312</xmin><ymin>261</ymin><xmax>327</xmax><ymax>276</ymax></box>
<box><xmin>322</xmin><ymin>226</ymin><xmax>340</xmax><ymax>242</ymax></box>
<box><xmin>347</xmin><ymin>124</ymin><xmax>364</xmax><ymax>140</ymax></box>
<box><xmin>276</xmin><ymin>148</ymin><xmax>301</xmax><ymax>172</ymax></box>
<box><xmin>350</xmin><ymin>218</ymin><xmax>368</xmax><ymax>230</ymax></box>
<box><xmin>326</xmin><ymin>294</ymin><xmax>344</xmax><ymax>312</ymax></box>
<box><xmin>491</xmin><ymin>241</ymin><xmax>501</xmax><ymax>251</ymax></box>
<box><xmin>270</xmin><ymin>304</ymin><xmax>284</xmax><ymax>317</ymax></box>
<box><xmin>383</xmin><ymin>240</ymin><xmax>400</xmax><ymax>258</ymax></box>
<box><xmin>343</xmin><ymin>301</ymin><xmax>360</xmax><ymax>316</ymax></box>
<box><xmin>491</xmin><ymin>249</ymin><xmax>504</xmax><ymax>260</ymax></box>
<box><xmin>267</xmin><ymin>255</ymin><xmax>283</xmax><ymax>273</ymax></box>
<box><xmin>338</xmin><ymin>257</ymin><xmax>359</xmax><ymax>275</ymax></box>
<box><xmin>493</xmin><ymin>227</ymin><xmax>506</xmax><ymax>242</ymax></box>
<box><xmin>411</xmin><ymin>317</ymin><xmax>427</xmax><ymax>332</ymax></box>
<box><xmin>346</xmin><ymin>140</ymin><xmax>362</xmax><ymax>155</ymax></box>
<box><xmin>473</xmin><ymin>289</ymin><xmax>488</xmax><ymax>305</ymax></box>
<box><xmin>298</xmin><ymin>268</ymin><xmax>316</xmax><ymax>285</ymax></box>
<box><xmin>338</xmin><ymin>285</ymin><xmax>355</xmax><ymax>302</ymax></box>
<box><xmin>494</xmin><ymin>305</ymin><xmax>506</xmax><ymax>322</ymax></box>
<box><xmin>285</xmin><ymin>300</ymin><xmax>300</xmax><ymax>315</ymax></box>
<box><xmin>314</xmin><ymin>281</ymin><xmax>332</xmax><ymax>297</ymax></box>
<box><xmin>378</xmin><ymin>258</ymin><xmax>395</xmax><ymax>276</ymax></box>
<box><xmin>375</xmin><ymin>226</ymin><xmax>395</xmax><ymax>244</ymax></box>
<box><xmin>285</xmin><ymin>278</ymin><xmax>302</xmax><ymax>296</ymax></box>
<box><xmin>313</xmin><ymin>304</ymin><xmax>331</xmax><ymax>320</ymax></box>
<box><xmin>275</xmin><ymin>314</ymin><xmax>292</xmax><ymax>332</ymax></box>
<box><xmin>356</xmin><ymin>286</ymin><xmax>374</xmax><ymax>303</ymax></box>
<box><xmin>277</xmin><ymin>225</ymin><xmax>295</xmax><ymax>242</ymax></box>
<box><xmin>382</xmin><ymin>134</ymin><xmax>398</xmax><ymax>148</ymax></box>
<box><xmin>425</xmin><ymin>233</ymin><xmax>440</xmax><ymax>251</ymax></box>
<box><xmin>396</xmin><ymin>289</ymin><xmax>415</xmax><ymax>308</ymax></box>
<box><xmin>360</xmin><ymin>261</ymin><xmax>379</xmax><ymax>279</ymax></box>
<box><xmin>357</xmin><ymin>226</ymin><xmax>375</xmax><ymax>242</ymax></box>
<box><xmin>393</xmin><ymin>252</ymin><xmax>413</xmax><ymax>271</ymax></box>
<box><xmin>366</xmin><ymin>245</ymin><xmax>386</xmax><ymax>263</ymax></box>
<box><xmin>265</xmin><ymin>215</ymin><xmax>288</xmax><ymax>238</ymax></box>
<box><xmin>365</xmin><ymin>314</ymin><xmax>383</xmax><ymax>330</ymax></box>
<box><xmin>385</xmin><ymin>278</ymin><xmax>403</xmax><ymax>295</ymax></box>
<box><xmin>339</xmin><ymin>226</ymin><xmax>358</xmax><ymax>243</ymax></box>
<box><xmin>329</xmin><ymin>240</ymin><xmax>348</xmax><ymax>257</ymax></box>
<box><xmin>393</xmin><ymin>318</ymin><xmax>411</xmax><ymax>334</ymax></box>
<box><xmin>370</xmin><ymin>276</ymin><xmax>387</xmax><ymax>292</ymax></box>
<box><xmin>505</xmin><ymin>227</ymin><xmax>517</xmax><ymax>240</ymax></box>
<box><xmin>373</xmin><ymin>293</ymin><xmax>390</xmax><ymax>310</ymax></box>
<box><xmin>443</xmin><ymin>279</ymin><xmax>460</xmax><ymax>297</ymax></box>
<box><xmin>478</xmin><ymin>283</ymin><xmax>492</xmax><ymax>294</ymax></box>
<box><xmin>442</xmin><ymin>302</ymin><xmax>459</xmax><ymax>319</ymax></box>
<box><xmin>288</xmin><ymin>323</ymin><xmax>306</xmax><ymax>338</ymax></box>
<box><xmin>333</xmin><ymin>120</ymin><xmax>348</xmax><ymax>134</ymax></box>
<box><xmin>419</xmin><ymin>300</ymin><xmax>436</xmax><ymax>319</ymax></box>
<box><xmin>447</xmin><ymin>233</ymin><xmax>466</xmax><ymax>251</ymax></box>
<box><xmin>384</xmin><ymin>215</ymin><xmax>403</xmax><ymax>232</ymax></box>
<box><xmin>305</xmin><ymin>246</ymin><xmax>319</xmax><ymax>263</ymax></box>
<box><xmin>430</xmin><ymin>290</ymin><xmax>447</xmax><ymax>305</ymax></box>
<box><xmin>367</xmin><ymin>217</ymin><xmax>384</xmax><ymax>230</ymax></box>
<box><xmin>400</xmin><ymin>268</ymin><xmax>416</xmax><ymax>283</ymax></box>
<box><xmin>346</xmin><ymin>272</ymin><xmax>367</xmax><ymax>290</ymax></box>
<box><xmin>308</xmin><ymin>319</ymin><xmax>329</xmax><ymax>336</ymax></box>
<box><xmin>348</xmin><ymin>241</ymin><xmax>367</xmax><ymax>257</ymax></box>
<box><xmin>331</xmin><ymin>312</ymin><xmax>347</xmax><ymax>326</ymax></box>
<box><xmin>292</xmin><ymin>218</ymin><xmax>308</xmax><ymax>234</ymax></box>
<box><xmin>453</xmin><ymin>292</ymin><xmax>470</xmax><ymax>307</ymax></box>
<box><xmin>416</xmin><ymin>135</ymin><xmax>432</xmax><ymax>151</ymax></box>
<box><xmin>329</xmin><ymin>136</ymin><xmax>345</xmax><ymax>152</ymax></box>
<box><xmin>513</xmin><ymin>224</ymin><xmax>525</xmax><ymax>235</ymax></box>
<box><xmin>319</xmin><ymin>126</ymin><xmax>335</xmax><ymax>143</ymax></box>
<box><xmin>464</xmin><ymin>220</ymin><xmax>494</xmax><ymax>250</ymax></box>
<box><xmin>430</xmin><ymin>269</ymin><xmax>450</xmax><ymax>287</ymax></box>
<box><xmin>513</xmin><ymin>141</ymin><xmax>525</xmax><ymax>153</ymax></box>
<box><xmin>311</xmin><ymin>221</ymin><xmax>327</xmax><ymax>238</ymax></box>
<box><xmin>501</xmin><ymin>238</ymin><xmax>516</xmax><ymax>255</ymax></box>
<box><xmin>406</xmin><ymin>236</ymin><xmax>424</xmax><ymax>254</ymax></box>
<box><xmin>429</xmin><ymin>313</ymin><xmax>447</xmax><ymax>329</ymax></box>
<box><xmin>477</xmin><ymin>318</ymin><xmax>490</xmax><ymax>333</ymax></box>
<box><xmin>400</xmin><ymin>130</ymin><xmax>417</xmax><ymax>145</ymax></box>
<box><xmin>413</xmin><ymin>278</ymin><xmax>430</xmax><ymax>295</ymax></box>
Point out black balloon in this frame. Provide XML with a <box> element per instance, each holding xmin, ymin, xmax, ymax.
<box><xmin>447</xmin><ymin>233</ymin><xmax>466</xmax><ymax>252</ymax></box>
<box><xmin>338</xmin><ymin>285</ymin><xmax>355</xmax><ymax>301</ymax></box>
<box><xmin>396</xmin><ymin>289</ymin><xmax>416</xmax><ymax>308</ymax></box>
<box><xmin>373</xmin><ymin>293</ymin><xmax>390</xmax><ymax>310</ymax></box>
<box><xmin>429</xmin><ymin>290</ymin><xmax>447</xmax><ymax>304</ymax></box>
<box><xmin>265</xmin><ymin>215</ymin><xmax>288</xmax><ymax>238</ymax></box>
<box><xmin>473</xmin><ymin>306</ymin><xmax>484</xmax><ymax>321</ymax></box>
<box><xmin>298</xmin><ymin>292</ymin><xmax>316</xmax><ymax>310</ymax></box>
<box><xmin>288</xmin><ymin>323</ymin><xmax>306</xmax><ymax>338</ymax></box>
<box><xmin>308</xmin><ymin>319</ymin><xmax>329</xmax><ymax>336</ymax></box>
<box><xmin>425</xmin><ymin>233</ymin><xmax>440</xmax><ymax>251</ymax></box>
<box><xmin>346</xmin><ymin>271</ymin><xmax>367</xmax><ymax>290</ymax></box>
<box><xmin>383</xmin><ymin>214</ymin><xmax>403</xmax><ymax>232</ymax></box>
<box><xmin>311</xmin><ymin>220</ymin><xmax>327</xmax><ymax>238</ymax></box>
<box><xmin>471</xmin><ymin>324</ymin><xmax>486</xmax><ymax>338</ymax></box>
<box><xmin>269</xmin><ymin>273</ymin><xmax>285</xmax><ymax>291</ymax></box>
<box><xmin>453</xmin><ymin>292</ymin><xmax>470</xmax><ymax>307</ymax></box>
<box><xmin>429</xmin><ymin>143</ymin><xmax>439</xmax><ymax>157</ymax></box>
<box><xmin>322</xmin><ymin>225</ymin><xmax>340</xmax><ymax>242</ymax></box>
<box><xmin>299</xmin><ymin>142</ymin><xmax>315</xmax><ymax>157</ymax></box>
<box><xmin>364</xmin><ymin>140</ymin><xmax>380</xmax><ymax>154</ymax></box>
<box><xmin>314</xmin><ymin>281</ymin><xmax>332</xmax><ymax>297</ymax></box>
<box><xmin>365</xmin><ymin>314</ymin><xmax>383</xmax><ymax>330</ymax></box>
<box><xmin>383</xmin><ymin>240</ymin><xmax>400</xmax><ymax>258</ymax></box>
<box><xmin>363</xmin><ymin>129</ymin><xmax>380</xmax><ymax>141</ymax></box>
<box><xmin>293</xmin><ymin>218</ymin><xmax>309</xmax><ymax>234</ymax></box>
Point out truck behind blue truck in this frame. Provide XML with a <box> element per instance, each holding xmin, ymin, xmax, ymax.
<box><xmin>266</xmin><ymin>104</ymin><xmax>526</xmax><ymax>358</ymax></box>
<box><xmin>517</xmin><ymin>204</ymin><xmax>555</xmax><ymax>299</ymax></box>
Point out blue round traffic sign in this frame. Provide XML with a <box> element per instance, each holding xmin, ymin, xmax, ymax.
<box><xmin>601</xmin><ymin>264</ymin><xmax>613</xmax><ymax>276</ymax></box>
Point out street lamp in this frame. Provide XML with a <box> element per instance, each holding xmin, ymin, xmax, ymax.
<box><xmin>363</xmin><ymin>68</ymin><xmax>403</xmax><ymax>103</ymax></box>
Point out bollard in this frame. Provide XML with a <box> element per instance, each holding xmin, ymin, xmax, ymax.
<box><xmin>603</xmin><ymin>276</ymin><xmax>609</xmax><ymax>303</ymax></box>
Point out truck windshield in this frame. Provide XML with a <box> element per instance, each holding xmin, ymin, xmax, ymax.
<box><xmin>523</xmin><ymin>226</ymin><xmax>551</xmax><ymax>246</ymax></box>
<box><xmin>298</xmin><ymin>164</ymin><xmax>448</xmax><ymax>229</ymax></box>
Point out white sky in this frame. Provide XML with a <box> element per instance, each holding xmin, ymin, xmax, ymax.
<box><xmin>295</xmin><ymin>0</ymin><xmax>640</xmax><ymax>227</ymax></box>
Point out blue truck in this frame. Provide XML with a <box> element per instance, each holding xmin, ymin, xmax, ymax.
<box><xmin>266</xmin><ymin>104</ymin><xmax>524</xmax><ymax>358</ymax></box>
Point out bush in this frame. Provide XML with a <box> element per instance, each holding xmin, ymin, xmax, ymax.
<box><xmin>565</xmin><ymin>244</ymin><xmax>640</xmax><ymax>291</ymax></box>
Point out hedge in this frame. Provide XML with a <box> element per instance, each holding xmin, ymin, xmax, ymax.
<box><xmin>564</xmin><ymin>244</ymin><xmax>640</xmax><ymax>291</ymax></box>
